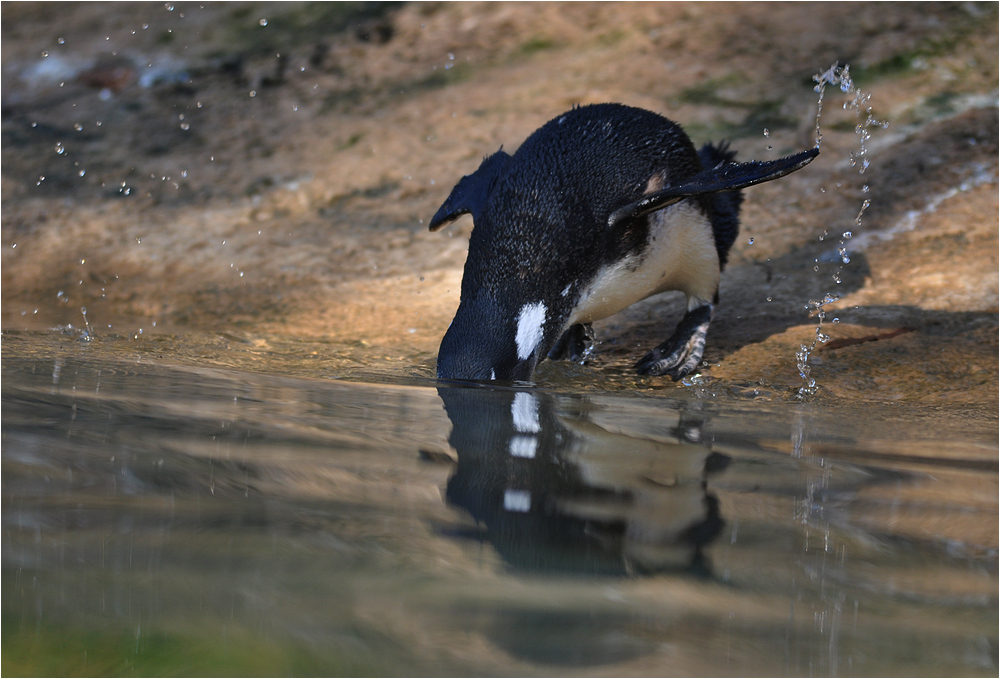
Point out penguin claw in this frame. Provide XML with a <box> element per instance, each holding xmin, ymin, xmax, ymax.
<box><xmin>635</xmin><ymin>304</ymin><xmax>713</xmax><ymax>380</ymax></box>
<box><xmin>548</xmin><ymin>323</ymin><xmax>595</xmax><ymax>362</ymax></box>
<box><xmin>634</xmin><ymin>346</ymin><xmax>701</xmax><ymax>380</ymax></box>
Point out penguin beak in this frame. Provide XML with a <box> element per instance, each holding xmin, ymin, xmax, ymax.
<box><xmin>436</xmin><ymin>335</ymin><xmax>537</xmax><ymax>382</ymax></box>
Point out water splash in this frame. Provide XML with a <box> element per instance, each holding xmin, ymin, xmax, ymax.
<box><xmin>795</xmin><ymin>293</ymin><xmax>839</xmax><ymax>396</ymax></box>
<box><xmin>80</xmin><ymin>306</ymin><xmax>93</xmax><ymax>341</ymax></box>
<box><xmin>800</xmin><ymin>64</ymin><xmax>888</xmax><ymax>397</ymax></box>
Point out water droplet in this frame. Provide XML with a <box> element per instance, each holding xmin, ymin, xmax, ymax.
<box><xmin>763</xmin><ymin>128</ymin><xmax>769</xmax><ymax>137</ymax></box>
<box><xmin>747</xmin><ymin>237</ymin><xmax>754</xmax><ymax>245</ymax></box>
<box><xmin>249</xmin><ymin>90</ymin><xmax>257</xmax><ymax>97</ymax></box>
<box><xmin>197</xmin><ymin>101</ymin><xmax>203</xmax><ymax>108</ymax></box>
<box><xmin>444</xmin><ymin>62</ymin><xmax>453</xmax><ymax>70</ymax></box>
<box><xmin>766</xmin><ymin>296</ymin><xmax>772</xmax><ymax>302</ymax></box>
<box><xmin>180</xmin><ymin>122</ymin><xmax>190</xmax><ymax>130</ymax></box>
<box><xmin>178</xmin><ymin>114</ymin><xmax>185</xmax><ymax>120</ymax></box>
<box><xmin>54</xmin><ymin>143</ymin><xmax>65</xmax><ymax>155</ymax></box>
<box><xmin>842</xmin><ymin>231</ymin><xmax>852</xmax><ymax>239</ymax></box>
<box><xmin>832</xmin><ymin>317</ymin><xmax>840</xmax><ymax>324</ymax></box>
<box><xmin>57</xmin><ymin>37</ymin><xmax>65</xmax><ymax>45</ymax></box>
<box><xmin>813</xmin><ymin>265</ymin><xmax>819</xmax><ymax>272</ymax></box>
<box><xmin>165</xmin><ymin>3</ymin><xmax>174</xmax><ymax>10</ymax></box>
<box><xmin>259</xmin><ymin>18</ymin><xmax>267</xmax><ymax>26</ymax></box>
<box><xmin>448</xmin><ymin>52</ymin><xmax>455</xmax><ymax>60</ymax></box>
<box><xmin>74</xmin><ymin>123</ymin><xmax>83</xmax><ymax>131</ymax></box>
<box><xmin>78</xmin><ymin>170</ymin><xmax>86</xmax><ymax>177</ymax></box>
<box><xmin>41</xmin><ymin>50</ymin><xmax>49</xmax><ymax>57</ymax></box>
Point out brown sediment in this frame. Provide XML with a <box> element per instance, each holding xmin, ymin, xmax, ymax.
<box><xmin>820</xmin><ymin>327</ymin><xmax>914</xmax><ymax>351</ymax></box>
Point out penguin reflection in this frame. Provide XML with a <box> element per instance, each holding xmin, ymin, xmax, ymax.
<box><xmin>434</xmin><ymin>387</ymin><xmax>728</xmax><ymax>575</ymax></box>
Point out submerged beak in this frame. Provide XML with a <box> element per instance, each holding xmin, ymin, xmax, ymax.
<box><xmin>436</xmin><ymin>303</ymin><xmax>549</xmax><ymax>383</ymax></box>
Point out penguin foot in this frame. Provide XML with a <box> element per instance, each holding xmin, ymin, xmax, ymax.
<box><xmin>635</xmin><ymin>304</ymin><xmax>713</xmax><ymax>379</ymax></box>
<box><xmin>548</xmin><ymin>323</ymin><xmax>595</xmax><ymax>362</ymax></box>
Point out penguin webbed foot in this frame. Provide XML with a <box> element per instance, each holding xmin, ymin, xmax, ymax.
<box><xmin>548</xmin><ymin>323</ymin><xmax>595</xmax><ymax>362</ymax></box>
<box><xmin>635</xmin><ymin>305</ymin><xmax>713</xmax><ymax>380</ymax></box>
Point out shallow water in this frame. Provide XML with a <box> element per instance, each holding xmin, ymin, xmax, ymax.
<box><xmin>3</xmin><ymin>330</ymin><xmax>996</xmax><ymax>676</ymax></box>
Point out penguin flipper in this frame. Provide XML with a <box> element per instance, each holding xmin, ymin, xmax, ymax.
<box><xmin>429</xmin><ymin>149</ymin><xmax>510</xmax><ymax>231</ymax></box>
<box><xmin>608</xmin><ymin>147</ymin><xmax>819</xmax><ymax>228</ymax></box>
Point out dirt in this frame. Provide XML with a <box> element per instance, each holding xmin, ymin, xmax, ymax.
<box><xmin>2</xmin><ymin>1</ymin><xmax>997</xmax><ymax>407</ymax></box>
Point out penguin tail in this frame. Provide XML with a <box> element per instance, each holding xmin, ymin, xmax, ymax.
<box><xmin>699</xmin><ymin>142</ymin><xmax>743</xmax><ymax>269</ymax></box>
<box><xmin>698</xmin><ymin>141</ymin><xmax>738</xmax><ymax>169</ymax></box>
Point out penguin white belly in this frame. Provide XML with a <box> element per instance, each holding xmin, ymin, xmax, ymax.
<box><xmin>568</xmin><ymin>201</ymin><xmax>720</xmax><ymax>326</ymax></box>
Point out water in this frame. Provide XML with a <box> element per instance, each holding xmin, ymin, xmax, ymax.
<box><xmin>3</xmin><ymin>330</ymin><xmax>996</xmax><ymax>675</ymax></box>
<box><xmin>801</xmin><ymin>63</ymin><xmax>888</xmax><ymax>398</ymax></box>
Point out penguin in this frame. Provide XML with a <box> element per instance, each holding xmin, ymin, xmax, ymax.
<box><xmin>429</xmin><ymin>103</ymin><xmax>818</xmax><ymax>382</ymax></box>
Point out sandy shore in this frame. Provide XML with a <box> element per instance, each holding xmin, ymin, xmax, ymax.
<box><xmin>2</xmin><ymin>1</ymin><xmax>997</xmax><ymax>405</ymax></box>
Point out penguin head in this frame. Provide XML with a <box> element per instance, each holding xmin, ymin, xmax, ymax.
<box><xmin>429</xmin><ymin>147</ymin><xmax>575</xmax><ymax>382</ymax></box>
<box><xmin>437</xmin><ymin>286</ymin><xmax>556</xmax><ymax>382</ymax></box>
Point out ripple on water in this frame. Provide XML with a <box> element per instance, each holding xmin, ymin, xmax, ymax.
<box><xmin>2</xmin><ymin>330</ymin><xmax>997</xmax><ymax>675</ymax></box>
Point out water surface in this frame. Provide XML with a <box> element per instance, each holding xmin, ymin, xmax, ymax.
<box><xmin>3</xmin><ymin>330</ymin><xmax>996</xmax><ymax>676</ymax></box>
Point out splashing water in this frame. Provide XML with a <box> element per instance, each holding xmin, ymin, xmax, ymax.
<box><xmin>798</xmin><ymin>64</ymin><xmax>888</xmax><ymax>398</ymax></box>
<box><xmin>795</xmin><ymin>293</ymin><xmax>839</xmax><ymax>396</ymax></box>
<box><xmin>80</xmin><ymin>306</ymin><xmax>93</xmax><ymax>341</ymax></box>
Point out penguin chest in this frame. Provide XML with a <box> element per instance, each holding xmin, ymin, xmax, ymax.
<box><xmin>568</xmin><ymin>201</ymin><xmax>721</xmax><ymax>326</ymax></box>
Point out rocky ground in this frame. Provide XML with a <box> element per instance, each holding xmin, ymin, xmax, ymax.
<box><xmin>2</xmin><ymin>1</ymin><xmax>997</xmax><ymax>407</ymax></box>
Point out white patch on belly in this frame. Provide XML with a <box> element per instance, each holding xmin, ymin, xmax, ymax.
<box><xmin>569</xmin><ymin>202</ymin><xmax>720</xmax><ymax>325</ymax></box>
<box><xmin>515</xmin><ymin>301</ymin><xmax>547</xmax><ymax>360</ymax></box>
